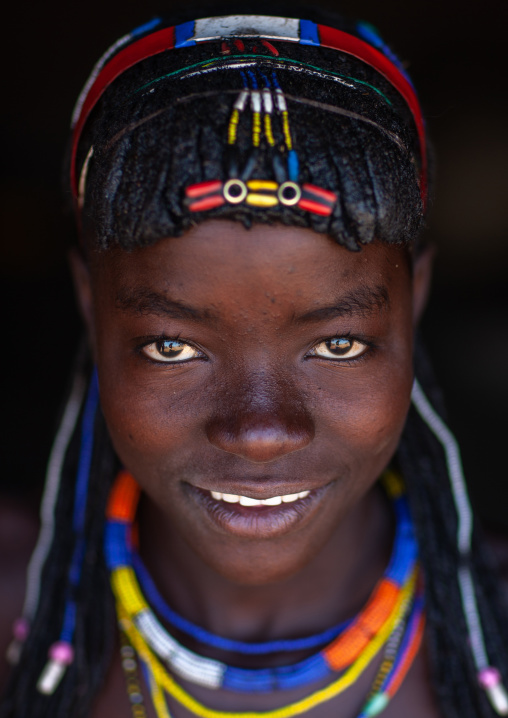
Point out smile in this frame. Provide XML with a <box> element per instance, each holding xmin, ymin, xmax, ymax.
<box><xmin>209</xmin><ymin>490</ymin><xmax>310</xmax><ymax>506</ymax></box>
<box><xmin>187</xmin><ymin>483</ymin><xmax>331</xmax><ymax>540</ymax></box>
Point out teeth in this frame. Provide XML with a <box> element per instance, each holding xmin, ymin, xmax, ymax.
<box><xmin>208</xmin><ymin>490</ymin><xmax>310</xmax><ymax>506</ymax></box>
<box><xmin>239</xmin><ymin>496</ymin><xmax>263</xmax><ymax>506</ymax></box>
<box><xmin>282</xmin><ymin>493</ymin><xmax>300</xmax><ymax>503</ymax></box>
<box><xmin>263</xmin><ymin>496</ymin><xmax>282</xmax><ymax>506</ymax></box>
<box><xmin>222</xmin><ymin>493</ymin><xmax>239</xmax><ymax>503</ymax></box>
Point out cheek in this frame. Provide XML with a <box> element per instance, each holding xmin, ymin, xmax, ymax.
<box><xmin>96</xmin><ymin>353</ymin><xmax>204</xmax><ymax>475</ymax></box>
<box><xmin>313</xmin><ymin>334</ymin><xmax>414</xmax><ymax>468</ymax></box>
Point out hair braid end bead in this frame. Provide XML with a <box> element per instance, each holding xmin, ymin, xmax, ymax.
<box><xmin>478</xmin><ymin>668</ymin><xmax>508</xmax><ymax>715</ymax></box>
<box><xmin>36</xmin><ymin>641</ymin><xmax>75</xmax><ymax>695</ymax></box>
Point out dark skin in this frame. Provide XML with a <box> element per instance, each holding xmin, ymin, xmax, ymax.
<box><xmin>0</xmin><ymin>220</ymin><xmax>442</xmax><ymax>715</ymax></box>
<box><xmin>74</xmin><ymin>219</ymin><xmax>439</xmax><ymax>717</ymax></box>
<box><xmin>1</xmin><ymin>220</ymin><xmax>507</xmax><ymax>713</ymax></box>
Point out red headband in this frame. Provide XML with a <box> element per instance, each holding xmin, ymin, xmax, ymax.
<box><xmin>70</xmin><ymin>16</ymin><xmax>427</xmax><ymax>209</ymax></box>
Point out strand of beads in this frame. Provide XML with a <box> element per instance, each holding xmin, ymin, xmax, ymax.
<box><xmin>118</xmin><ymin>618</ymin><xmax>149</xmax><ymax>718</ymax></box>
<box><xmin>116</xmin><ymin>570</ymin><xmax>417</xmax><ymax>718</ymax></box>
<box><xmin>118</xmin><ymin>574</ymin><xmax>424</xmax><ymax>718</ymax></box>
<box><xmin>105</xmin><ymin>470</ymin><xmax>418</xmax><ymax>692</ymax></box>
<box><xmin>37</xmin><ymin>371</ymin><xmax>100</xmax><ymax>695</ymax></box>
<box><xmin>412</xmin><ymin>380</ymin><xmax>508</xmax><ymax>715</ymax></box>
<box><xmin>132</xmin><ymin>552</ymin><xmax>350</xmax><ymax>655</ymax></box>
<box><xmin>6</xmin><ymin>370</ymin><xmax>86</xmax><ymax>666</ymax></box>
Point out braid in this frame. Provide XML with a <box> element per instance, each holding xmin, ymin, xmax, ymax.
<box><xmin>1</xmin><ymin>346</ymin><xmax>118</xmax><ymax>718</ymax></box>
<box><xmin>397</xmin><ymin>337</ymin><xmax>508</xmax><ymax>716</ymax></box>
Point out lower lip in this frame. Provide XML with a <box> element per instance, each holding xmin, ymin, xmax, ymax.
<box><xmin>186</xmin><ymin>485</ymin><xmax>330</xmax><ymax>539</ymax></box>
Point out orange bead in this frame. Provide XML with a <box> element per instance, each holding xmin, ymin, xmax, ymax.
<box><xmin>324</xmin><ymin>579</ymin><xmax>399</xmax><ymax>670</ymax></box>
<box><xmin>106</xmin><ymin>471</ymin><xmax>140</xmax><ymax>522</ymax></box>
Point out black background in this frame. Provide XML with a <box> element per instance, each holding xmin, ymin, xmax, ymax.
<box><xmin>2</xmin><ymin>0</ymin><xmax>507</xmax><ymax>525</ymax></box>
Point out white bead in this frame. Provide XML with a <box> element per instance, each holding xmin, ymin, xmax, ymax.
<box><xmin>262</xmin><ymin>89</ymin><xmax>273</xmax><ymax>114</ymax></box>
<box><xmin>6</xmin><ymin>639</ymin><xmax>22</xmax><ymax>666</ymax></box>
<box><xmin>37</xmin><ymin>660</ymin><xmax>67</xmax><ymax>695</ymax></box>
<box><xmin>250</xmin><ymin>91</ymin><xmax>262</xmax><ymax>114</ymax></box>
<box><xmin>486</xmin><ymin>683</ymin><xmax>508</xmax><ymax>715</ymax></box>
<box><xmin>234</xmin><ymin>90</ymin><xmax>248</xmax><ymax>112</ymax></box>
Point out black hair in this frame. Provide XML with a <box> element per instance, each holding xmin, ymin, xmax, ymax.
<box><xmin>74</xmin><ymin>8</ymin><xmax>424</xmax><ymax>252</ymax></box>
<box><xmin>2</xmin><ymin>4</ymin><xmax>507</xmax><ymax>718</ymax></box>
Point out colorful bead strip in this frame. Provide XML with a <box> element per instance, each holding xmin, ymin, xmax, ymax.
<box><xmin>185</xmin><ymin>179</ymin><xmax>336</xmax><ymax>216</ymax></box>
<box><xmin>131</xmin><ymin>484</ymin><xmax>415</xmax><ymax>666</ymax></box>
<box><xmin>70</xmin><ymin>16</ymin><xmax>427</xmax><ymax>207</ymax></box>
<box><xmin>119</xmin><ymin>618</ymin><xmax>149</xmax><ymax>718</ymax></box>
<box><xmin>116</xmin><ymin>570</ymin><xmax>417</xmax><ymax>718</ymax></box>
<box><xmin>37</xmin><ymin>370</ymin><xmax>100</xmax><ymax>695</ymax></box>
<box><xmin>358</xmin><ymin>581</ymin><xmax>425</xmax><ymax>717</ymax></box>
<box><xmin>412</xmin><ymin>379</ymin><xmax>508</xmax><ymax>715</ymax></box>
<box><xmin>106</xmin><ymin>470</ymin><xmax>417</xmax><ymax>692</ymax></box>
<box><xmin>6</xmin><ymin>370</ymin><xmax>86</xmax><ymax>666</ymax></box>
<box><xmin>132</xmin><ymin>551</ymin><xmax>350</xmax><ymax>655</ymax></box>
<box><xmin>117</xmin><ymin>578</ymin><xmax>425</xmax><ymax>718</ymax></box>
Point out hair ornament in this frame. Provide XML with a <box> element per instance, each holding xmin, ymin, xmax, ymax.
<box><xmin>411</xmin><ymin>380</ymin><xmax>508</xmax><ymax>715</ymax></box>
<box><xmin>70</xmin><ymin>15</ymin><xmax>427</xmax><ymax>209</ymax></box>
<box><xmin>37</xmin><ymin>370</ymin><xmax>100</xmax><ymax>695</ymax></box>
<box><xmin>185</xmin><ymin>179</ymin><xmax>336</xmax><ymax>216</ymax></box>
<box><xmin>6</xmin><ymin>369</ymin><xmax>87</xmax><ymax>667</ymax></box>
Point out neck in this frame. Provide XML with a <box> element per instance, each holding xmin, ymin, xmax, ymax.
<box><xmin>138</xmin><ymin>483</ymin><xmax>393</xmax><ymax>653</ymax></box>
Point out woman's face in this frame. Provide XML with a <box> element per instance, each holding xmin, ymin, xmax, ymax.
<box><xmin>76</xmin><ymin>220</ymin><xmax>428</xmax><ymax>585</ymax></box>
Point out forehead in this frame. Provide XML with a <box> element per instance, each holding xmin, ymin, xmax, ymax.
<box><xmin>90</xmin><ymin>220</ymin><xmax>412</xmax><ymax>314</ymax></box>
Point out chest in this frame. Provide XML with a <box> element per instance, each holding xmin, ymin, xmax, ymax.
<box><xmin>90</xmin><ymin>634</ymin><xmax>442</xmax><ymax>718</ymax></box>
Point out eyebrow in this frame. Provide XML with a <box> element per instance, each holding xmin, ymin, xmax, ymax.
<box><xmin>115</xmin><ymin>284</ymin><xmax>389</xmax><ymax>322</ymax></box>
<box><xmin>295</xmin><ymin>285</ymin><xmax>390</xmax><ymax>323</ymax></box>
<box><xmin>115</xmin><ymin>288</ymin><xmax>213</xmax><ymax>321</ymax></box>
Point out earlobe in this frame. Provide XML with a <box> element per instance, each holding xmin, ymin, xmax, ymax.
<box><xmin>68</xmin><ymin>247</ymin><xmax>97</xmax><ymax>360</ymax></box>
<box><xmin>412</xmin><ymin>244</ymin><xmax>435</xmax><ymax>326</ymax></box>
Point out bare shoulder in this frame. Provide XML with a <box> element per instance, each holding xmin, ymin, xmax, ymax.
<box><xmin>0</xmin><ymin>495</ymin><xmax>39</xmax><ymax>694</ymax></box>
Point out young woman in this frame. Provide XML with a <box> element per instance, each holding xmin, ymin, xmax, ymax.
<box><xmin>1</xmin><ymin>5</ymin><xmax>508</xmax><ymax>718</ymax></box>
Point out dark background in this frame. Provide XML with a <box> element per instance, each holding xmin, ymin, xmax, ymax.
<box><xmin>2</xmin><ymin>1</ymin><xmax>507</xmax><ymax>525</ymax></box>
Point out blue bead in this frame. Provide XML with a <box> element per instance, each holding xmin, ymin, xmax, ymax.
<box><xmin>299</xmin><ymin>20</ymin><xmax>320</xmax><ymax>46</ymax></box>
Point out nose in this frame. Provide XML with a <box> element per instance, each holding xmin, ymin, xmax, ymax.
<box><xmin>205</xmin><ymin>373</ymin><xmax>314</xmax><ymax>463</ymax></box>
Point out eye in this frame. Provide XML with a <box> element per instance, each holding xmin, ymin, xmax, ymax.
<box><xmin>142</xmin><ymin>338</ymin><xmax>202</xmax><ymax>363</ymax></box>
<box><xmin>310</xmin><ymin>336</ymin><xmax>368</xmax><ymax>361</ymax></box>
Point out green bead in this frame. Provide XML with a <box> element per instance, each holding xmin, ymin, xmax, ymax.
<box><xmin>365</xmin><ymin>692</ymin><xmax>390</xmax><ymax>717</ymax></box>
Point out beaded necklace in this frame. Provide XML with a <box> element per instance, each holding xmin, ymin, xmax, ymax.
<box><xmin>116</xmin><ymin>570</ymin><xmax>423</xmax><ymax>718</ymax></box>
<box><xmin>106</xmin><ymin>469</ymin><xmax>425</xmax><ymax>716</ymax></box>
<box><xmin>105</xmin><ymin>471</ymin><xmax>418</xmax><ymax>692</ymax></box>
<box><xmin>117</xmin><ymin>583</ymin><xmax>425</xmax><ymax>718</ymax></box>
<box><xmin>132</xmin><ymin>552</ymin><xmax>351</xmax><ymax>655</ymax></box>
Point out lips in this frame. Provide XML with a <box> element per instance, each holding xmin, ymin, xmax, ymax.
<box><xmin>185</xmin><ymin>482</ymin><xmax>331</xmax><ymax>539</ymax></box>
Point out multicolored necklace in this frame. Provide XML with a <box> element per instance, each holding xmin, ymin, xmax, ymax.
<box><xmin>106</xmin><ymin>469</ymin><xmax>425</xmax><ymax>717</ymax></box>
<box><xmin>106</xmin><ymin>470</ymin><xmax>418</xmax><ymax>691</ymax></box>
<box><xmin>116</xmin><ymin>575</ymin><xmax>424</xmax><ymax>718</ymax></box>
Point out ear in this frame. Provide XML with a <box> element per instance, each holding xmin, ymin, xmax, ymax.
<box><xmin>412</xmin><ymin>244</ymin><xmax>434</xmax><ymax>326</ymax></box>
<box><xmin>69</xmin><ymin>247</ymin><xmax>97</xmax><ymax>361</ymax></box>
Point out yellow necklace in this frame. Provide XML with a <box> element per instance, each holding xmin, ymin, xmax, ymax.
<box><xmin>116</xmin><ymin>568</ymin><xmax>417</xmax><ymax>718</ymax></box>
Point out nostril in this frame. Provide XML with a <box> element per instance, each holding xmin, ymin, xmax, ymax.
<box><xmin>206</xmin><ymin>418</ymin><xmax>314</xmax><ymax>463</ymax></box>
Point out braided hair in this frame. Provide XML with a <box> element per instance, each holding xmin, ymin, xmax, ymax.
<box><xmin>2</xmin><ymin>4</ymin><xmax>507</xmax><ymax>718</ymax></box>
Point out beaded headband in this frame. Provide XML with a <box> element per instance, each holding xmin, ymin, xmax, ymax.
<box><xmin>70</xmin><ymin>15</ymin><xmax>427</xmax><ymax>213</ymax></box>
